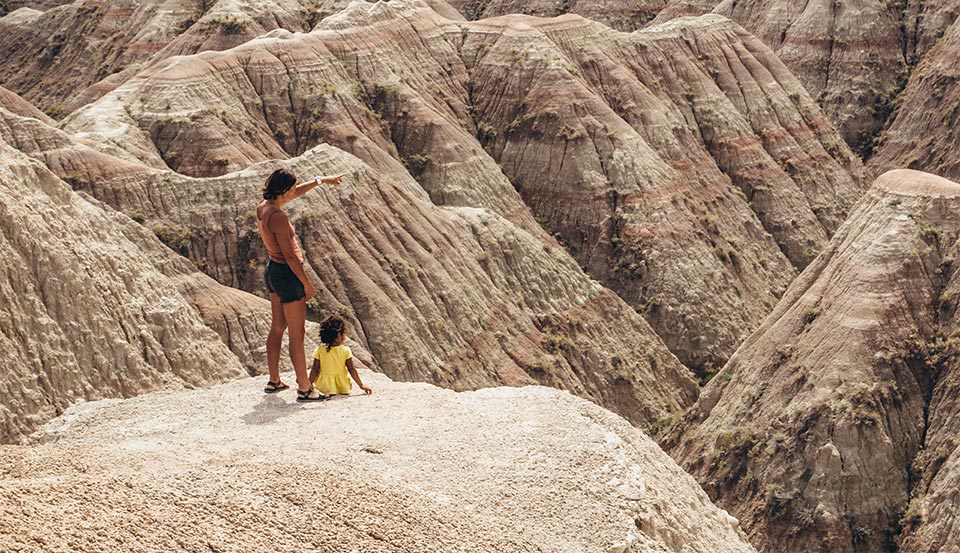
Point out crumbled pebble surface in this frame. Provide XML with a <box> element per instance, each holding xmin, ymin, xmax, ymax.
<box><xmin>0</xmin><ymin>371</ymin><xmax>754</xmax><ymax>552</ymax></box>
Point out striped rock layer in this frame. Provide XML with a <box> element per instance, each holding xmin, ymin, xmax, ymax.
<box><xmin>670</xmin><ymin>170</ymin><xmax>960</xmax><ymax>552</ymax></box>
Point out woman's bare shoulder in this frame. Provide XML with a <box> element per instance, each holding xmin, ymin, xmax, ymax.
<box><xmin>265</xmin><ymin>206</ymin><xmax>290</xmax><ymax>229</ymax></box>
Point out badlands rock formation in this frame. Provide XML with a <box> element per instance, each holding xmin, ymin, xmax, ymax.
<box><xmin>0</xmin><ymin>82</ymin><xmax>698</xmax><ymax>435</ymax></box>
<box><xmin>870</xmin><ymin>15</ymin><xmax>960</xmax><ymax>182</ymax></box>
<box><xmin>656</xmin><ymin>0</ymin><xmax>910</xmax><ymax>154</ymax></box>
<box><xmin>0</xmin><ymin>1</ymin><xmax>73</xmax><ymax>15</ymax></box>
<box><xmin>446</xmin><ymin>1</ymin><xmax>960</xmax><ymax>161</ymax></box>
<box><xmin>462</xmin><ymin>13</ymin><xmax>864</xmax><ymax>372</ymax></box>
<box><xmin>0</xmin><ymin>371</ymin><xmax>756</xmax><ymax>553</ymax></box>
<box><xmin>446</xmin><ymin>0</ymin><xmax>664</xmax><ymax>31</ymax></box>
<box><xmin>670</xmin><ymin>170</ymin><xmax>960</xmax><ymax>552</ymax></box>
<box><xmin>0</xmin><ymin>0</ymin><xmax>421</xmax><ymax>116</ymax></box>
<box><xmin>0</xmin><ymin>138</ymin><xmax>247</xmax><ymax>442</ymax></box>
<box><xmin>60</xmin><ymin>1</ymin><xmax>864</xmax><ymax>374</ymax></box>
<box><xmin>646</xmin><ymin>0</ymin><xmax>960</xmax><ymax>158</ymax></box>
<box><xmin>0</xmin><ymin>86</ymin><xmax>53</xmax><ymax>123</ymax></box>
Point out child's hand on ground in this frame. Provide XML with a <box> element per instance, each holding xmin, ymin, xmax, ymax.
<box><xmin>360</xmin><ymin>385</ymin><xmax>373</xmax><ymax>395</ymax></box>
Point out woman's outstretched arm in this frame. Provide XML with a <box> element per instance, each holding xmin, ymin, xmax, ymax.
<box><xmin>291</xmin><ymin>174</ymin><xmax>345</xmax><ymax>200</ymax></box>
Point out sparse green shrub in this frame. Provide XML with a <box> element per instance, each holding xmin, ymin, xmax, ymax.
<box><xmin>939</xmin><ymin>291</ymin><xmax>952</xmax><ymax>306</ymax></box>
<box><xmin>210</xmin><ymin>15</ymin><xmax>248</xmax><ymax>34</ymax></box>
<box><xmin>527</xmin><ymin>358</ymin><xmax>553</xmax><ymax>374</ymax></box>
<box><xmin>899</xmin><ymin>498</ymin><xmax>923</xmax><ymax>530</ymax></box>
<box><xmin>920</xmin><ymin>225</ymin><xmax>939</xmax><ymax>244</ymax></box>
<box><xmin>698</xmin><ymin>362</ymin><xmax>718</xmax><ymax>385</ymax></box>
<box><xmin>154</xmin><ymin>225</ymin><xmax>193</xmax><ymax>256</ymax></box>
<box><xmin>477</xmin><ymin>122</ymin><xmax>497</xmax><ymax>142</ymax></box>
<box><xmin>403</xmin><ymin>154</ymin><xmax>429</xmax><ymax>178</ymax></box>
<box><xmin>534</xmin><ymin>216</ymin><xmax>554</xmax><ymax>235</ymax></box>
<box><xmin>558</xmin><ymin>125</ymin><xmax>586</xmax><ymax>141</ymax></box>
<box><xmin>701</xmin><ymin>214</ymin><xmax>719</xmax><ymax>234</ymax></box>
<box><xmin>775</xmin><ymin>344</ymin><xmax>794</xmax><ymax>364</ymax></box>
<box><xmin>540</xmin><ymin>333</ymin><xmax>571</xmax><ymax>354</ymax></box>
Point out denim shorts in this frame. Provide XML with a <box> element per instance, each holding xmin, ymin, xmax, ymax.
<box><xmin>264</xmin><ymin>260</ymin><xmax>306</xmax><ymax>303</ymax></box>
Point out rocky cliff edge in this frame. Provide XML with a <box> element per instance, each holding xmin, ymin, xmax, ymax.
<box><xmin>2</xmin><ymin>372</ymin><xmax>754</xmax><ymax>553</ymax></box>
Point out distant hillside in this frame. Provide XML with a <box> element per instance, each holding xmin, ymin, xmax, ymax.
<box><xmin>59</xmin><ymin>2</ymin><xmax>864</xmax><ymax>376</ymax></box>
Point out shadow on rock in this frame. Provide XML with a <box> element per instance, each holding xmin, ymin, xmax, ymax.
<box><xmin>242</xmin><ymin>394</ymin><xmax>304</xmax><ymax>426</ymax></box>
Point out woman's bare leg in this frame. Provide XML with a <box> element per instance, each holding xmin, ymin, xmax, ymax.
<box><xmin>282</xmin><ymin>298</ymin><xmax>310</xmax><ymax>391</ymax></box>
<box><xmin>266</xmin><ymin>293</ymin><xmax>287</xmax><ymax>384</ymax></box>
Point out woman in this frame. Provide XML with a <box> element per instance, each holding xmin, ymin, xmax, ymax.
<box><xmin>257</xmin><ymin>168</ymin><xmax>343</xmax><ymax>401</ymax></box>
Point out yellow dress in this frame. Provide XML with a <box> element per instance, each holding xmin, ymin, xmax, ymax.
<box><xmin>312</xmin><ymin>344</ymin><xmax>353</xmax><ymax>394</ymax></box>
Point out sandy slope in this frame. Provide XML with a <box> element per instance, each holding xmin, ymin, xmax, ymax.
<box><xmin>0</xmin><ymin>371</ymin><xmax>753</xmax><ymax>552</ymax></box>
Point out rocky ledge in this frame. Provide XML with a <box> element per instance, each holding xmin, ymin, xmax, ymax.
<box><xmin>1</xmin><ymin>372</ymin><xmax>754</xmax><ymax>553</ymax></box>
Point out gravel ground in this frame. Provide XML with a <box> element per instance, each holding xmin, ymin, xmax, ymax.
<box><xmin>0</xmin><ymin>371</ymin><xmax>754</xmax><ymax>552</ymax></box>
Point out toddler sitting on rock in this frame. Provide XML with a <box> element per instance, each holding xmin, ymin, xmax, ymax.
<box><xmin>309</xmin><ymin>316</ymin><xmax>373</xmax><ymax>396</ymax></box>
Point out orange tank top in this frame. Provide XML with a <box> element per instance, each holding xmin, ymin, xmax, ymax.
<box><xmin>257</xmin><ymin>203</ymin><xmax>303</xmax><ymax>264</ymax></box>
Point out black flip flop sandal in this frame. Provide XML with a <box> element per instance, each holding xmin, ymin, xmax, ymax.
<box><xmin>264</xmin><ymin>380</ymin><xmax>290</xmax><ymax>393</ymax></box>
<box><xmin>296</xmin><ymin>387</ymin><xmax>329</xmax><ymax>402</ymax></box>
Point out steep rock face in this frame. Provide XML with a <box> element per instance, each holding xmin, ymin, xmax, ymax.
<box><xmin>652</xmin><ymin>0</ymin><xmax>960</xmax><ymax>157</ymax></box>
<box><xmin>1</xmin><ymin>374</ymin><xmax>756</xmax><ymax>552</ymax></box>
<box><xmin>870</xmin><ymin>16</ymin><xmax>960</xmax><ymax>182</ymax></box>
<box><xmin>666</xmin><ymin>0</ymin><xmax>898</xmax><ymax>154</ymax></box>
<box><xmin>2</xmin><ymin>1</ymin><xmax>73</xmax><ymax>15</ymax></box>
<box><xmin>0</xmin><ymin>0</ymin><xmax>383</xmax><ymax>116</ymax></box>
<box><xmin>669</xmin><ymin>170</ymin><xmax>960</xmax><ymax>552</ymax></box>
<box><xmin>98</xmin><ymin>143</ymin><xmax>701</xmax><ymax>430</ymax></box>
<box><xmin>0</xmin><ymin>99</ymin><xmax>144</xmax><ymax>184</ymax></box>
<box><xmin>0</xmin><ymin>139</ymin><xmax>247</xmax><ymax>443</ymax></box>
<box><xmin>63</xmin><ymin>2</ymin><xmax>864</xmax><ymax>375</ymax></box>
<box><xmin>0</xmin><ymin>85</ymin><xmax>54</xmax><ymax>123</ymax></box>
<box><xmin>462</xmin><ymin>0</ymin><xmax>960</xmax><ymax>163</ymax></box>
<box><xmin>652</xmin><ymin>0</ymin><xmax>715</xmax><ymax>21</ymax></box>
<box><xmin>1</xmin><ymin>84</ymin><xmax>698</xmax><ymax>431</ymax></box>
<box><xmin>446</xmin><ymin>0</ymin><xmax>665</xmax><ymax>31</ymax></box>
<box><xmin>0</xmin><ymin>0</ymin><xmax>206</xmax><ymax>116</ymax></box>
<box><xmin>464</xmin><ymin>13</ymin><xmax>864</xmax><ymax>373</ymax></box>
<box><xmin>909</xmin><ymin>0</ymin><xmax>960</xmax><ymax>57</ymax></box>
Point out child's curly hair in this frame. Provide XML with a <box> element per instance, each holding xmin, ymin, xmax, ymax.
<box><xmin>319</xmin><ymin>316</ymin><xmax>347</xmax><ymax>351</ymax></box>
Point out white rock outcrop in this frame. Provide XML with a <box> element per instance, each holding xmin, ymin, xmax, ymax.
<box><xmin>1</xmin><ymin>371</ymin><xmax>755</xmax><ymax>552</ymax></box>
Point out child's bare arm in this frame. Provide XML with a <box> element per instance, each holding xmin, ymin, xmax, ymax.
<box><xmin>309</xmin><ymin>358</ymin><xmax>320</xmax><ymax>384</ymax></box>
<box><xmin>346</xmin><ymin>358</ymin><xmax>372</xmax><ymax>394</ymax></box>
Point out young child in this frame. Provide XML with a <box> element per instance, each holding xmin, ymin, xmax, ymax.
<box><xmin>309</xmin><ymin>316</ymin><xmax>373</xmax><ymax>396</ymax></box>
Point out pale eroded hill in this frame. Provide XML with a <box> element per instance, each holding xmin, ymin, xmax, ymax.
<box><xmin>647</xmin><ymin>0</ymin><xmax>960</xmax><ymax>159</ymax></box>
<box><xmin>869</xmin><ymin>15</ymin><xmax>960</xmax><ymax>183</ymax></box>
<box><xmin>446</xmin><ymin>0</ymin><xmax>664</xmax><ymax>31</ymax></box>
<box><xmin>0</xmin><ymin>138</ymin><xmax>247</xmax><ymax>442</ymax></box>
<box><xmin>0</xmin><ymin>372</ymin><xmax>755</xmax><ymax>552</ymax></box>
<box><xmin>0</xmin><ymin>84</ymin><xmax>698</xmax><ymax>434</ymax></box>
<box><xmin>669</xmin><ymin>170</ymin><xmax>960</xmax><ymax>552</ymax></box>
<box><xmin>60</xmin><ymin>1</ymin><xmax>865</xmax><ymax>375</ymax></box>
